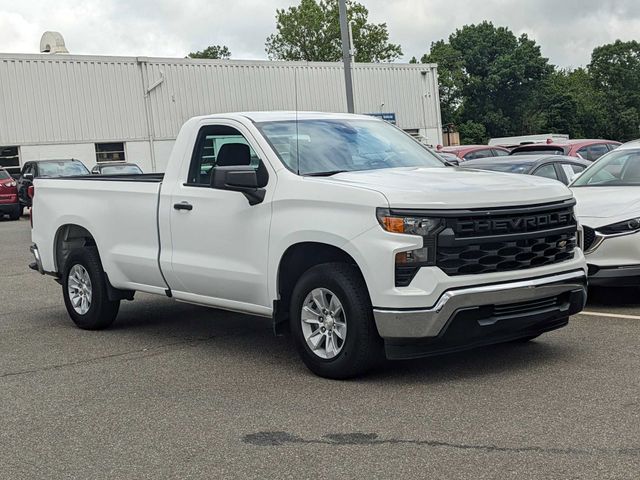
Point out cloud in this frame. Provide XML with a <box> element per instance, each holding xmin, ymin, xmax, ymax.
<box><xmin>0</xmin><ymin>0</ymin><xmax>638</xmax><ymax>67</ymax></box>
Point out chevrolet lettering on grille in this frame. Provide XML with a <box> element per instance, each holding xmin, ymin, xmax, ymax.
<box><xmin>456</xmin><ymin>211</ymin><xmax>573</xmax><ymax>235</ymax></box>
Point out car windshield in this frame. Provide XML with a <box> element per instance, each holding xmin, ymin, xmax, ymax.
<box><xmin>0</xmin><ymin>169</ymin><xmax>10</xmax><ymax>180</ymax></box>
<box><xmin>468</xmin><ymin>163</ymin><xmax>533</xmax><ymax>174</ymax></box>
<box><xmin>100</xmin><ymin>165</ymin><xmax>142</xmax><ymax>175</ymax></box>
<box><xmin>572</xmin><ymin>149</ymin><xmax>640</xmax><ymax>187</ymax></box>
<box><xmin>39</xmin><ymin>161</ymin><xmax>90</xmax><ymax>177</ymax></box>
<box><xmin>257</xmin><ymin>119</ymin><xmax>445</xmax><ymax>175</ymax></box>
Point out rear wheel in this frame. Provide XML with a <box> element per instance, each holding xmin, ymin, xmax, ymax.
<box><xmin>62</xmin><ymin>247</ymin><xmax>120</xmax><ymax>330</ymax></box>
<box><xmin>290</xmin><ymin>263</ymin><xmax>381</xmax><ymax>379</ymax></box>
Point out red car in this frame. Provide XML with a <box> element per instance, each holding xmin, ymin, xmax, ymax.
<box><xmin>438</xmin><ymin>145</ymin><xmax>511</xmax><ymax>162</ymax></box>
<box><xmin>0</xmin><ymin>168</ymin><xmax>21</xmax><ymax>220</ymax></box>
<box><xmin>509</xmin><ymin>139</ymin><xmax>621</xmax><ymax>161</ymax></box>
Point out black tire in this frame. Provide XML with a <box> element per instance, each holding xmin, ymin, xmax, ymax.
<box><xmin>62</xmin><ymin>247</ymin><xmax>120</xmax><ymax>330</ymax></box>
<box><xmin>8</xmin><ymin>205</ymin><xmax>21</xmax><ymax>221</ymax></box>
<box><xmin>289</xmin><ymin>263</ymin><xmax>382</xmax><ymax>379</ymax></box>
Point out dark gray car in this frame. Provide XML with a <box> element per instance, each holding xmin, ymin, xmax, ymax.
<box><xmin>461</xmin><ymin>155</ymin><xmax>591</xmax><ymax>185</ymax></box>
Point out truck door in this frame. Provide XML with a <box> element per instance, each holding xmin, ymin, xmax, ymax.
<box><xmin>162</xmin><ymin>122</ymin><xmax>274</xmax><ymax>315</ymax></box>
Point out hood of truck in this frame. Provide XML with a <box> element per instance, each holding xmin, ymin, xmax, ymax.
<box><xmin>326</xmin><ymin>167</ymin><xmax>573</xmax><ymax>209</ymax></box>
<box><xmin>572</xmin><ymin>186</ymin><xmax>640</xmax><ymax>227</ymax></box>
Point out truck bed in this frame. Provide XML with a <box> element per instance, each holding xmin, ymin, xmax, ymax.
<box><xmin>31</xmin><ymin>175</ymin><xmax>168</xmax><ymax>294</ymax></box>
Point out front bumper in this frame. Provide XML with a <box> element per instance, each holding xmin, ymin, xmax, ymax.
<box><xmin>588</xmin><ymin>264</ymin><xmax>640</xmax><ymax>287</ymax></box>
<box><xmin>0</xmin><ymin>202</ymin><xmax>20</xmax><ymax>215</ymax></box>
<box><xmin>373</xmin><ymin>270</ymin><xmax>587</xmax><ymax>360</ymax></box>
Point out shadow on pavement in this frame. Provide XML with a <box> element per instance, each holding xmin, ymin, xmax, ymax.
<box><xmin>587</xmin><ymin>286</ymin><xmax>640</xmax><ymax>308</ymax></box>
<box><xmin>94</xmin><ymin>295</ymin><xmax>576</xmax><ymax>385</ymax></box>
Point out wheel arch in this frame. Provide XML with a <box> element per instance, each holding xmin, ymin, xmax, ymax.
<box><xmin>272</xmin><ymin>241</ymin><xmax>369</xmax><ymax>335</ymax></box>
<box><xmin>53</xmin><ymin>224</ymin><xmax>97</xmax><ymax>274</ymax></box>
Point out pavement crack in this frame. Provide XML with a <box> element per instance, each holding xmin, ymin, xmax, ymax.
<box><xmin>242</xmin><ymin>431</ymin><xmax>639</xmax><ymax>458</ymax></box>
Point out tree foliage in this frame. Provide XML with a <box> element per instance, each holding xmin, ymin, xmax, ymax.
<box><xmin>188</xmin><ymin>45</ymin><xmax>232</xmax><ymax>60</ymax></box>
<box><xmin>419</xmin><ymin>23</ymin><xmax>640</xmax><ymax>142</ymax></box>
<box><xmin>265</xmin><ymin>0</ymin><xmax>402</xmax><ymax>62</ymax></box>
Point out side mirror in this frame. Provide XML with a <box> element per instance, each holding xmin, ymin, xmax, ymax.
<box><xmin>211</xmin><ymin>166</ymin><xmax>266</xmax><ymax>206</ymax></box>
<box><xmin>23</xmin><ymin>173</ymin><xmax>34</xmax><ymax>181</ymax></box>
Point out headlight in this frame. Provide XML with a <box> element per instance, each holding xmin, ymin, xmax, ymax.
<box><xmin>376</xmin><ymin>208</ymin><xmax>443</xmax><ymax>267</ymax></box>
<box><xmin>598</xmin><ymin>217</ymin><xmax>640</xmax><ymax>236</ymax></box>
<box><xmin>376</xmin><ymin>208</ymin><xmax>442</xmax><ymax>236</ymax></box>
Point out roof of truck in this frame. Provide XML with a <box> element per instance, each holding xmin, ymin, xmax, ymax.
<box><xmin>195</xmin><ymin>111</ymin><xmax>381</xmax><ymax>123</ymax></box>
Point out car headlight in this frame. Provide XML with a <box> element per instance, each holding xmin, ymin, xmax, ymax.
<box><xmin>598</xmin><ymin>217</ymin><xmax>640</xmax><ymax>236</ymax></box>
<box><xmin>376</xmin><ymin>208</ymin><xmax>443</xmax><ymax>266</ymax></box>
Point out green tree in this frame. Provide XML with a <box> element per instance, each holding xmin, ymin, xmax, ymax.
<box><xmin>265</xmin><ymin>0</ymin><xmax>402</xmax><ymax>62</ymax></box>
<box><xmin>421</xmin><ymin>40</ymin><xmax>465</xmax><ymax>126</ymax></box>
<box><xmin>188</xmin><ymin>45</ymin><xmax>232</xmax><ymax>59</ymax></box>
<box><xmin>536</xmin><ymin>68</ymin><xmax>608</xmax><ymax>139</ymax></box>
<box><xmin>418</xmin><ymin>21</ymin><xmax>552</xmax><ymax>139</ymax></box>
<box><xmin>589</xmin><ymin>40</ymin><xmax>640</xmax><ymax>141</ymax></box>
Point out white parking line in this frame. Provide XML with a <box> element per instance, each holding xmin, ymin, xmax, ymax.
<box><xmin>578</xmin><ymin>311</ymin><xmax>640</xmax><ymax>320</ymax></box>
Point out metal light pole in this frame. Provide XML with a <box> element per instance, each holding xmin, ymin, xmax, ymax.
<box><xmin>338</xmin><ymin>0</ymin><xmax>355</xmax><ymax>113</ymax></box>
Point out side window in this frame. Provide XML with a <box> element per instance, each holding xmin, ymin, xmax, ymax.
<box><xmin>464</xmin><ymin>149</ymin><xmax>491</xmax><ymax>161</ymax></box>
<box><xmin>492</xmin><ymin>148</ymin><xmax>509</xmax><ymax>156</ymax></box>
<box><xmin>560</xmin><ymin>163</ymin><xmax>585</xmax><ymax>183</ymax></box>
<box><xmin>588</xmin><ymin>144</ymin><xmax>609</xmax><ymax>161</ymax></box>
<box><xmin>187</xmin><ymin>125</ymin><xmax>262</xmax><ymax>186</ymax></box>
<box><xmin>577</xmin><ymin>146</ymin><xmax>590</xmax><ymax>160</ymax></box>
<box><xmin>533</xmin><ymin>163</ymin><xmax>559</xmax><ymax>181</ymax></box>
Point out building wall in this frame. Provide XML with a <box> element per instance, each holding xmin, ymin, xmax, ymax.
<box><xmin>0</xmin><ymin>54</ymin><xmax>443</xmax><ymax>172</ymax></box>
<box><xmin>20</xmin><ymin>143</ymin><xmax>96</xmax><ymax>166</ymax></box>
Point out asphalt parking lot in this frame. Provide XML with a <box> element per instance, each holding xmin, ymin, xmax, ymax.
<box><xmin>1</xmin><ymin>217</ymin><xmax>639</xmax><ymax>479</ymax></box>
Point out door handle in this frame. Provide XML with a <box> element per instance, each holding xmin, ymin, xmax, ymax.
<box><xmin>173</xmin><ymin>202</ymin><xmax>193</xmax><ymax>211</ymax></box>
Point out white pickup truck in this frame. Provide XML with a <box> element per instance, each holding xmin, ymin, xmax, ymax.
<box><xmin>30</xmin><ymin>112</ymin><xmax>588</xmax><ymax>378</ymax></box>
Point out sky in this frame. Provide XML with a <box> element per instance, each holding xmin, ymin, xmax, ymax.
<box><xmin>0</xmin><ymin>0</ymin><xmax>639</xmax><ymax>68</ymax></box>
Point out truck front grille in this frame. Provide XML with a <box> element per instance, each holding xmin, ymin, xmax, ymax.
<box><xmin>435</xmin><ymin>201</ymin><xmax>577</xmax><ymax>277</ymax></box>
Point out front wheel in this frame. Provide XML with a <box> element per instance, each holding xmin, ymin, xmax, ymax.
<box><xmin>290</xmin><ymin>263</ymin><xmax>382</xmax><ymax>379</ymax></box>
<box><xmin>62</xmin><ymin>247</ymin><xmax>120</xmax><ymax>330</ymax></box>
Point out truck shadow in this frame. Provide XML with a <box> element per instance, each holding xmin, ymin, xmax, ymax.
<box><xmin>587</xmin><ymin>286</ymin><xmax>640</xmax><ymax>308</ymax></box>
<box><xmin>109</xmin><ymin>295</ymin><xmax>576</xmax><ymax>385</ymax></box>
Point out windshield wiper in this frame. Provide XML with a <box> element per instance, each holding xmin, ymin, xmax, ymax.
<box><xmin>304</xmin><ymin>170</ymin><xmax>350</xmax><ymax>177</ymax></box>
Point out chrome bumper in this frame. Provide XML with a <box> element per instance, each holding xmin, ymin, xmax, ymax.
<box><xmin>373</xmin><ymin>270</ymin><xmax>587</xmax><ymax>338</ymax></box>
<box><xmin>29</xmin><ymin>243</ymin><xmax>45</xmax><ymax>275</ymax></box>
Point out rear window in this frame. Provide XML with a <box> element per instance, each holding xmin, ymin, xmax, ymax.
<box><xmin>38</xmin><ymin>161</ymin><xmax>90</xmax><ymax>177</ymax></box>
<box><xmin>100</xmin><ymin>164</ymin><xmax>142</xmax><ymax>175</ymax></box>
<box><xmin>0</xmin><ymin>169</ymin><xmax>10</xmax><ymax>180</ymax></box>
<box><xmin>468</xmin><ymin>163</ymin><xmax>533</xmax><ymax>174</ymax></box>
<box><xmin>510</xmin><ymin>146</ymin><xmax>565</xmax><ymax>156</ymax></box>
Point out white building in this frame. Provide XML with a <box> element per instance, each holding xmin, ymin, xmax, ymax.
<box><xmin>0</xmin><ymin>53</ymin><xmax>442</xmax><ymax>174</ymax></box>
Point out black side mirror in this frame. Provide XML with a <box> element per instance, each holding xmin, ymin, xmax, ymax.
<box><xmin>211</xmin><ymin>166</ymin><xmax>266</xmax><ymax>205</ymax></box>
<box><xmin>23</xmin><ymin>173</ymin><xmax>34</xmax><ymax>181</ymax></box>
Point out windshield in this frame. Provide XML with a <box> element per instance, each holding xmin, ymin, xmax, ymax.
<box><xmin>257</xmin><ymin>119</ymin><xmax>445</xmax><ymax>175</ymax></box>
<box><xmin>100</xmin><ymin>164</ymin><xmax>142</xmax><ymax>175</ymax></box>
<box><xmin>39</xmin><ymin>161</ymin><xmax>90</xmax><ymax>177</ymax></box>
<box><xmin>0</xmin><ymin>169</ymin><xmax>10</xmax><ymax>180</ymax></box>
<box><xmin>469</xmin><ymin>163</ymin><xmax>533</xmax><ymax>174</ymax></box>
<box><xmin>572</xmin><ymin>149</ymin><xmax>640</xmax><ymax>187</ymax></box>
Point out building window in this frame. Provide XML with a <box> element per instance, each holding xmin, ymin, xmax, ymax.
<box><xmin>95</xmin><ymin>142</ymin><xmax>126</xmax><ymax>163</ymax></box>
<box><xmin>0</xmin><ymin>146</ymin><xmax>20</xmax><ymax>176</ymax></box>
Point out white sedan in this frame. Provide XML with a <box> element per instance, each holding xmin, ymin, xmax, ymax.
<box><xmin>571</xmin><ymin>141</ymin><xmax>640</xmax><ymax>286</ymax></box>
